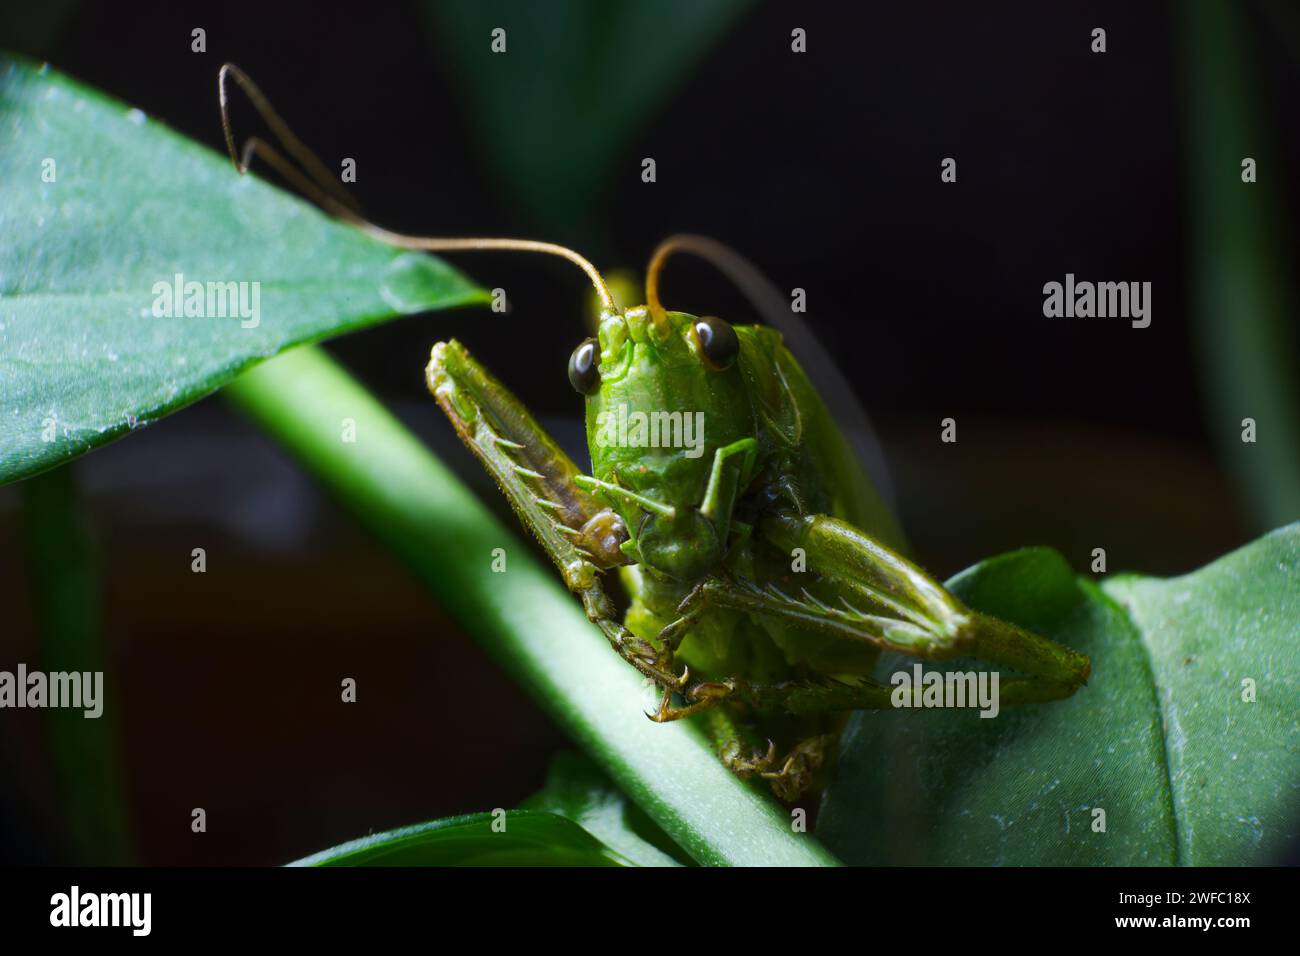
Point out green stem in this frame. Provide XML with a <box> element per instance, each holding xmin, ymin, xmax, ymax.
<box><xmin>226</xmin><ymin>345</ymin><xmax>838</xmax><ymax>867</ymax></box>
<box><xmin>19</xmin><ymin>466</ymin><xmax>134</xmax><ymax>864</ymax></box>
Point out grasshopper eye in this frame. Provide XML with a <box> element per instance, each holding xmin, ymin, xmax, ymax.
<box><xmin>568</xmin><ymin>337</ymin><xmax>601</xmax><ymax>395</ymax></box>
<box><xmin>693</xmin><ymin>316</ymin><xmax>739</xmax><ymax>370</ymax></box>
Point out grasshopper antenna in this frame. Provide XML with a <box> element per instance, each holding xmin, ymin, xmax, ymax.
<box><xmin>218</xmin><ymin>63</ymin><xmax>362</xmax><ymax>215</ymax></box>
<box><xmin>644</xmin><ymin>234</ymin><xmax>898</xmax><ymax>513</ymax></box>
<box><xmin>217</xmin><ymin>63</ymin><xmax>615</xmax><ymax>310</ymax></box>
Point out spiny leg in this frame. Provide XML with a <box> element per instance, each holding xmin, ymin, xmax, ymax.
<box><xmin>428</xmin><ymin>340</ymin><xmax>628</xmax><ymax>578</ymax></box>
<box><xmin>647</xmin><ymin>532</ymin><xmax>1090</xmax><ymax>722</ymax></box>
<box><xmin>758</xmin><ymin>512</ymin><xmax>1092</xmax><ymax>688</ymax></box>
<box><xmin>427</xmin><ymin>339</ymin><xmax>685</xmax><ymax>691</ymax></box>
<box><xmin>639</xmin><ymin>563</ymin><xmax>898</xmax><ymax>723</ymax></box>
<box><xmin>681</xmin><ymin>567</ymin><xmax>1086</xmax><ymax>697</ymax></box>
<box><xmin>655</xmin><ymin>666</ymin><xmax>1085</xmax><ymax>722</ymax></box>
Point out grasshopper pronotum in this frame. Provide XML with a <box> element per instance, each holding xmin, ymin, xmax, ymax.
<box><xmin>219</xmin><ymin>65</ymin><xmax>1089</xmax><ymax>799</ymax></box>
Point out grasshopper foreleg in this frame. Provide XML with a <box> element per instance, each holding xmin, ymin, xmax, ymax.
<box><xmin>427</xmin><ymin>340</ymin><xmax>688</xmax><ymax>693</ymax></box>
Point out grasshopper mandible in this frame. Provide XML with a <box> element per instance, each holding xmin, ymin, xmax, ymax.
<box><xmin>219</xmin><ymin>65</ymin><xmax>1090</xmax><ymax>799</ymax></box>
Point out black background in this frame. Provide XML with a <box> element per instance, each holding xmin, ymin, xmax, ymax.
<box><xmin>1</xmin><ymin>0</ymin><xmax>1297</xmax><ymax>865</ymax></box>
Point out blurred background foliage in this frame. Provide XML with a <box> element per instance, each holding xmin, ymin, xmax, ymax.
<box><xmin>1</xmin><ymin>0</ymin><xmax>1297</xmax><ymax>863</ymax></box>
<box><xmin>424</xmin><ymin>0</ymin><xmax>754</xmax><ymax>234</ymax></box>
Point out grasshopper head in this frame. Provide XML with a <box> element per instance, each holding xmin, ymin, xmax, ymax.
<box><xmin>568</xmin><ymin>307</ymin><xmax>753</xmax><ymax>580</ymax></box>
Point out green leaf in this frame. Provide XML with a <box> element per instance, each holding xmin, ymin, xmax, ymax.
<box><xmin>295</xmin><ymin>754</ymin><xmax>686</xmax><ymax>867</ymax></box>
<box><xmin>289</xmin><ymin>811</ymin><xmax>629</xmax><ymax>867</ymax></box>
<box><xmin>228</xmin><ymin>346</ymin><xmax>839</xmax><ymax>867</ymax></box>
<box><xmin>423</xmin><ymin>0</ymin><xmax>753</xmax><ymax>228</ymax></box>
<box><xmin>818</xmin><ymin>525</ymin><xmax>1300</xmax><ymax>865</ymax></box>
<box><xmin>1103</xmin><ymin>530</ymin><xmax>1300</xmax><ymax>864</ymax></box>
<box><xmin>521</xmin><ymin>752</ymin><xmax>688</xmax><ymax>867</ymax></box>
<box><xmin>0</xmin><ymin>55</ymin><xmax>487</xmax><ymax>485</ymax></box>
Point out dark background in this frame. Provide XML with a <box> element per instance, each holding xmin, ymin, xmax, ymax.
<box><xmin>1</xmin><ymin>0</ymin><xmax>1297</xmax><ymax>864</ymax></box>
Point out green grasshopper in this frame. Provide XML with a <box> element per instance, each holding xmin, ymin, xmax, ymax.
<box><xmin>219</xmin><ymin>67</ymin><xmax>1091</xmax><ymax>799</ymax></box>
